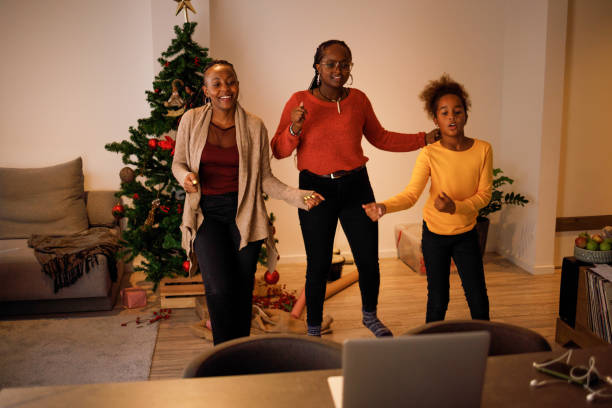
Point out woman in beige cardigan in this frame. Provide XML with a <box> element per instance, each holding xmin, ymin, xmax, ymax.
<box><xmin>172</xmin><ymin>60</ymin><xmax>323</xmax><ymax>345</ymax></box>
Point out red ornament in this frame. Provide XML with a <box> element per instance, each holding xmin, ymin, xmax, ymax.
<box><xmin>159</xmin><ymin>135</ymin><xmax>175</xmax><ymax>151</ymax></box>
<box><xmin>182</xmin><ymin>260</ymin><xmax>190</xmax><ymax>273</ymax></box>
<box><xmin>112</xmin><ymin>204</ymin><xmax>124</xmax><ymax>217</ymax></box>
<box><xmin>177</xmin><ymin>203</ymin><xmax>183</xmax><ymax>214</ymax></box>
<box><xmin>264</xmin><ymin>270</ymin><xmax>280</xmax><ymax>285</ymax></box>
<box><xmin>164</xmin><ymin>61</ymin><xmax>170</xmax><ymax>67</ymax></box>
<box><xmin>154</xmin><ymin>88</ymin><xmax>160</xmax><ymax>93</ymax></box>
<box><xmin>133</xmin><ymin>193</ymin><xmax>139</xmax><ymax>200</ymax></box>
<box><xmin>194</xmin><ymin>57</ymin><xmax>200</xmax><ymax>66</ymax></box>
<box><xmin>148</xmin><ymin>139</ymin><xmax>158</xmax><ymax>149</ymax></box>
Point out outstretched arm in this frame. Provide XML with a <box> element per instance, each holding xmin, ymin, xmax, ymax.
<box><xmin>362</xmin><ymin>150</ymin><xmax>430</xmax><ymax>221</ymax></box>
<box><xmin>361</xmin><ymin>94</ymin><xmax>427</xmax><ymax>152</ymax></box>
<box><xmin>381</xmin><ymin>149</ymin><xmax>431</xmax><ymax>213</ymax></box>
<box><xmin>261</xmin><ymin>126</ymin><xmax>324</xmax><ymax>210</ymax></box>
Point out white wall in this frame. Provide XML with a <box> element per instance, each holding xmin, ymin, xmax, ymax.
<box><xmin>492</xmin><ymin>1</ymin><xmax>568</xmax><ymax>274</ymax></box>
<box><xmin>0</xmin><ymin>0</ymin><xmax>153</xmax><ymax>190</ymax></box>
<box><xmin>209</xmin><ymin>0</ymin><xmax>507</xmax><ymax>263</ymax></box>
<box><xmin>0</xmin><ymin>0</ymin><xmax>575</xmax><ymax>274</ymax></box>
<box><xmin>554</xmin><ymin>0</ymin><xmax>612</xmax><ymax>266</ymax></box>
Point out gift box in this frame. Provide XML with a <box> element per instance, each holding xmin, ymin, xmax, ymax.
<box><xmin>394</xmin><ymin>223</ymin><xmax>457</xmax><ymax>275</ymax></box>
<box><xmin>121</xmin><ymin>287</ymin><xmax>147</xmax><ymax>309</ymax></box>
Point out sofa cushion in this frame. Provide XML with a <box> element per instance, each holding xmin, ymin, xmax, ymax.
<box><xmin>0</xmin><ymin>158</ymin><xmax>89</xmax><ymax>239</ymax></box>
<box><xmin>85</xmin><ymin>191</ymin><xmax>118</xmax><ymax>228</ymax></box>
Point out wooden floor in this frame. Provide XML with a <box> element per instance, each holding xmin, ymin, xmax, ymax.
<box><xmin>140</xmin><ymin>253</ymin><xmax>563</xmax><ymax>381</ymax></box>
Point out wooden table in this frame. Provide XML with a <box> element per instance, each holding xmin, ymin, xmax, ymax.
<box><xmin>2</xmin><ymin>347</ymin><xmax>611</xmax><ymax>407</ymax></box>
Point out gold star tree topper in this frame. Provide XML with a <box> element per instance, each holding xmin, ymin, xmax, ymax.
<box><xmin>174</xmin><ymin>0</ymin><xmax>196</xmax><ymax>22</ymax></box>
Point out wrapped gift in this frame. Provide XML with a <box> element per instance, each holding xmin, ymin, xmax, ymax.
<box><xmin>121</xmin><ymin>287</ymin><xmax>147</xmax><ymax>309</ymax></box>
<box><xmin>394</xmin><ymin>223</ymin><xmax>457</xmax><ymax>275</ymax></box>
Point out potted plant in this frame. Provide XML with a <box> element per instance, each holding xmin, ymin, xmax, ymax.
<box><xmin>475</xmin><ymin>168</ymin><xmax>529</xmax><ymax>256</ymax></box>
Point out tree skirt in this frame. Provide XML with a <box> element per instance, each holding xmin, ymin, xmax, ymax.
<box><xmin>0</xmin><ymin>314</ymin><xmax>159</xmax><ymax>388</ymax></box>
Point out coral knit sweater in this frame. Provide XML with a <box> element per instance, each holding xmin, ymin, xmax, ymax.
<box><xmin>271</xmin><ymin>89</ymin><xmax>426</xmax><ymax>175</ymax></box>
<box><xmin>383</xmin><ymin>139</ymin><xmax>493</xmax><ymax>235</ymax></box>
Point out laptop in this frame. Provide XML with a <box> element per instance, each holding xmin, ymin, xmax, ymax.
<box><xmin>328</xmin><ymin>331</ymin><xmax>490</xmax><ymax>408</ymax></box>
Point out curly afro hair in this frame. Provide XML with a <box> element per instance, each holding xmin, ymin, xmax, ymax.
<box><xmin>419</xmin><ymin>74</ymin><xmax>471</xmax><ymax>120</ymax></box>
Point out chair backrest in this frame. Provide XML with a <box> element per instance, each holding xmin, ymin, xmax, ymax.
<box><xmin>182</xmin><ymin>334</ymin><xmax>343</xmax><ymax>378</ymax></box>
<box><xmin>403</xmin><ymin>320</ymin><xmax>551</xmax><ymax>356</ymax></box>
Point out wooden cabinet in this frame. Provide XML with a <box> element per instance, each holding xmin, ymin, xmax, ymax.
<box><xmin>555</xmin><ymin>258</ymin><xmax>609</xmax><ymax>348</ymax></box>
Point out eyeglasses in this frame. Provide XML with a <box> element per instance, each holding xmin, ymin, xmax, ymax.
<box><xmin>320</xmin><ymin>60</ymin><xmax>353</xmax><ymax>71</ymax></box>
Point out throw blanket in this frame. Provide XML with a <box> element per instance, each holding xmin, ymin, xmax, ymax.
<box><xmin>28</xmin><ymin>227</ymin><xmax>120</xmax><ymax>293</ymax></box>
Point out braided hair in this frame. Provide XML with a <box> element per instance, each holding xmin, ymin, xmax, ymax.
<box><xmin>202</xmin><ymin>59</ymin><xmax>236</xmax><ymax>82</ymax></box>
<box><xmin>308</xmin><ymin>40</ymin><xmax>352</xmax><ymax>90</ymax></box>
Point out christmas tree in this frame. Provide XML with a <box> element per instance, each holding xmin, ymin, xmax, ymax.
<box><xmin>105</xmin><ymin>22</ymin><xmax>210</xmax><ymax>289</ymax></box>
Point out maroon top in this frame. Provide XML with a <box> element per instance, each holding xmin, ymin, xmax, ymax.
<box><xmin>199</xmin><ymin>124</ymin><xmax>239</xmax><ymax>195</ymax></box>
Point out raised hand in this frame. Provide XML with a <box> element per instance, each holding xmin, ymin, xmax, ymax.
<box><xmin>434</xmin><ymin>192</ymin><xmax>456</xmax><ymax>214</ymax></box>
<box><xmin>183</xmin><ymin>172</ymin><xmax>199</xmax><ymax>193</ymax></box>
<box><xmin>304</xmin><ymin>192</ymin><xmax>325</xmax><ymax>210</ymax></box>
<box><xmin>362</xmin><ymin>202</ymin><xmax>386</xmax><ymax>221</ymax></box>
<box><xmin>290</xmin><ymin>102</ymin><xmax>307</xmax><ymax>135</ymax></box>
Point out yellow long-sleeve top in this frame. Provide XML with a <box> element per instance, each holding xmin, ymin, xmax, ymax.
<box><xmin>383</xmin><ymin>139</ymin><xmax>493</xmax><ymax>235</ymax></box>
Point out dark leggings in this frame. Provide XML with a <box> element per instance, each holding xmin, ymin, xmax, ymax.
<box><xmin>298</xmin><ymin>167</ymin><xmax>380</xmax><ymax>327</ymax></box>
<box><xmin>421</xmin><ymin>221</ymin><xmax>490</xmax><ymax>322</ymax></box>
<box><xmin>193</xmin><ymin>192</ymin><xmax>263</xmax><ymax>345</ymax></box>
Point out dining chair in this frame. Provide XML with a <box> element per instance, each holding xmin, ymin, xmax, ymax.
<box><xmin>403</xmin><ymin>320</ymin><xmax>552</xmax><ymax>356</ymax></box>
<box><xmin>182</xmin><ymin>334</ymin><xmax>342</xmax><ymax>378</ymax></box>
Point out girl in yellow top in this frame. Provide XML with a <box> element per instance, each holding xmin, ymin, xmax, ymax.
<box><xmin>363</xmin><ymin>74</ymin><xmax>492</xmax><ymax>322</ymax></box>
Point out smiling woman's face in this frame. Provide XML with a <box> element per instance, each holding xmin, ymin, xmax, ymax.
<box><xmin>203</xmin><ymin>64</ymin><xmax>239</xmax><ymax>112</ymax></box>
<box><xmin>316</xmin><ymin>43</ymin><xmax>352</xmax><ymax>89</ymax></box>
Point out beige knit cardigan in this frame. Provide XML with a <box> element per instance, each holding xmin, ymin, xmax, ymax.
<box><xmin>172</xmin><ymin>103</ymin><xmax>312</xmax><ymax>275</ymax></box>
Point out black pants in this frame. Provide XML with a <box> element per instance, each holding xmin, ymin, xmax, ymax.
<box><xmin>298</xmin><ymin>167</ymin><xmax>379</xmax><ymax>327</ymax></box>
<box><xmin>421</xmin><ymin>221</ymin><xmax>490</xmax><ymax>322</ymax></box>
<box><xmin>193</xmin><ymin>192</ymin><xmax>263</xmax><ymax>345</ymax></box>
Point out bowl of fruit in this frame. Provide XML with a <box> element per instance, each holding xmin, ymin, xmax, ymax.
<box><xmin>574</xmin><ymin>226</ymin><xmax>612</xmax><ymax>264</ymax></box>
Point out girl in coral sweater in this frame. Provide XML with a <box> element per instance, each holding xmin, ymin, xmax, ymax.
<box><xmin>363</xmin><ymin>74</ymin><xmax>492</xmax><ymax>322</ymax></box>
<box><xmin>271</xmin><ymin>40</ymin><xmax>438</xmax><ymax>337</ymax></box>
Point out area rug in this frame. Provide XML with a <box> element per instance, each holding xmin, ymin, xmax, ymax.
<box><xmin>0</xmin><ymin>314</ymin><xmax>159</xmax><ymax>388</ymax></box>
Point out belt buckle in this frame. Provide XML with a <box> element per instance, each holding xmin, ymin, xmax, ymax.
<box><xmin>330</xmin><ymin>172</ymin><xmax>338</xmax><ymax>180</ymax></box>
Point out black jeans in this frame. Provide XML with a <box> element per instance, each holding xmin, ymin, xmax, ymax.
<box><xmin>193</xmin><ymin>192</ymin><xmax>263</xmax><ymax>345</ymax></box>
<box><xmin>421</xmin><ymin>221</ymin><xmax>489</xmax><ymax>322</ymax></box>
<box><xmin>298</xmin><ymin>167</ymin><xmax>380</xmax><ymax>327</ymax></box>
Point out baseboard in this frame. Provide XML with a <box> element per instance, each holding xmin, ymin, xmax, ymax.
<box><xmin>497</xmin><ymin>249</ymin><xmax>555</xmax><ymax>275</ymax></box>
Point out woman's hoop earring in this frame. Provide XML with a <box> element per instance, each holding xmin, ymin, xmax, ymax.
<box><xmin>348</xmin><ymin>74</ymin><xmax>354</xmax><ymax>86</ymax></box>
<box><xmin>316</xmin><ymin>73</ymin><xmax>321</xmax><ymax>87</ymax></box>
<box><xmin>204</xmin><ymin>96</ymin><xmax>211</xmax><ymax>105</ymax></box>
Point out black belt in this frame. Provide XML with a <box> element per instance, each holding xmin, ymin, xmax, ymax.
<box><xmin>306</xmin><ymin>165</ymin><xmax>365</xmax><ymax>179</ymax></box>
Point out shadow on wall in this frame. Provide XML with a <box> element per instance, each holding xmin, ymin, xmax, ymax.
<box><xmin>489</xmin><ymin>208</ymin><xmax>536</xmax><ymax>271</ymax></box>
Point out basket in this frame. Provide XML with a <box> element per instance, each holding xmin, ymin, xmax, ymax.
<box><xmin>574</xmin><ymin>246</ymin><xmax>612</xmax><ymax>264</ymax></box>
<box><xmin>328</xmin><ymin>255</ymin><xmax>345</xmax><ymax>282</ymax></box>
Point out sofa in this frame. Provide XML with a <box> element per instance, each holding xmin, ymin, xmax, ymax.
<box><xmin>0</xmin><ymin>158</ymin><xmax>124</xmax><ymax>316</ymax></box>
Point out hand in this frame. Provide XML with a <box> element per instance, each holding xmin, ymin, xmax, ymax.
<box><xmin>183</xmin><ymin>173</ymin><xmax>199</xmax><ymax>193</ymax></box>
<box><xmin>362</xmin><ymin>202</ymin><xmax>386</xmax><ymax>221</ymax></box>
<box><xmin>425</xmin><ymin>128</ymin><xmax>441</xmax><ymax>145</ymax></box>
<box><xmin>434</xmin><ymin>192</ymin><xmax>455</xmax><ymax>214</ymax></box>
<box><xmin>304</xmin><ymin>192</ymin><xmax>325</xmax><ymax>210</ymax></box>
<box><xmin>290</xmin><ymin>102</ymin><xmax>307</xmax><ymax>135</ymax></box>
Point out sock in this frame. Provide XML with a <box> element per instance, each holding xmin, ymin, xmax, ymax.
<box><xmin>362</xmin><ymin>310</ymin><xmax>393</xmax><ymax>337</ymax></box>
<box><xmin>307</xmin><ymin>325</ymin><xmax>321</xmax><ymax>337</ymax></box>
